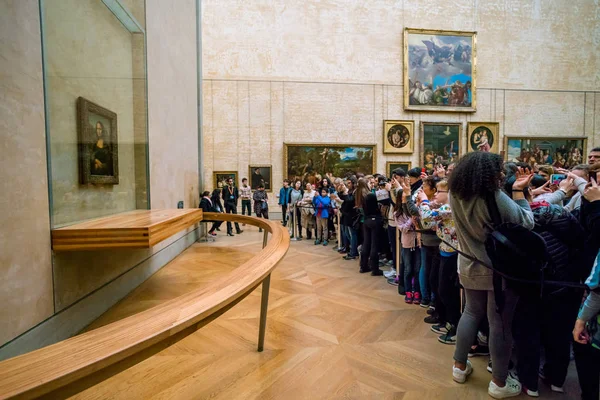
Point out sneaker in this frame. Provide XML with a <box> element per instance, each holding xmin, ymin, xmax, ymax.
<box><xmin>314</xmin><ymin>240</ymin><xmax>321</xmax><ymax>245</ymax></box>
<box><xmin>438</xmin><ymin>330</ymin><xmax>457</xmax><ymax>345</ymax></box>
<box><xmin>424</xmin><ymin>315</ymin><xmax>440</xmax><ymax>324</ymax></box>
<box><xmin>488</xmin><ymin>376</ymin><xmax>522</xmax><ymax>399</ymax></box>
<box><xmin>452</xmin><ymin>360</ymin><xmax>473</xmax><ymax>384</ymax></box>
<box><xmin>383</xmin><ymin>270</ymin><xmax>396</xmax><ymax>279</ymax></box>
<box><xmin>468</xmin><ymin>344</ymin><xmax>490</xmax><ymax>357</ymax></box>
<box><xmin>322</xmin><ymin>241</ymin><xmax>328</xmax><ymax>246</ymax></box>
<box><xmin>413</xmin><ymin>292</ymin><xmax>421</xmax><ymax>305</ymax></box>
<box><xmin>427</xmin><ymin>306</ymin><xmax>436</xmax><ymax>315</ymax></box>
<box><xmin>405</xmin><ymin>292</ymin><xmax>413</xmax><ymax>304</ymax></box>
<box><xmin>431</xmin><ymin>323</ymin><xmax>449</xmax><ymax>334</ymax></box>
<box><xmin>420</xmin><ymin>300</ymin><xmax>430</xmax><ymax>308</ymax></box>
<box><xmin>477</xmin><ymin>331</ymin><xmax>489</xmax><ymax>346</ymax></box>
<box><xmin>487</xmin><ymin>360</ymin><xmax>493</xmax><ymax>373</ymax></box>
<box><xmin>343</xmin><ymin>255</ymin><xmax>357</xmax><ymax>260</ymax></box>
<box><xmin>550</xmin><ymin>385</ymin><xmax>564</xmax><ymax>393</ymax></box>
<box><xmin>523</xmin><ymin>388</ymin><xmax>539</xmax><ymax>397</ymax></box>
<box><xmin>387</xmin><ymin>277</ymin><xmax>399</xmax><ymax>286</ymax></box>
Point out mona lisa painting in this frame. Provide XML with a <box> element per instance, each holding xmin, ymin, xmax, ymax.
<box><xmin>77</xmin><ymin>97</ymin><xmax>119</xmax><ymax>184</ymax></box>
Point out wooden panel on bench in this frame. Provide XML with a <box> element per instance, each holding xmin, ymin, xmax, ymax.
<box><xmin>51</xmin><ymin>209</ymin><xmax>203</xmax><ymax>251</ymax></box>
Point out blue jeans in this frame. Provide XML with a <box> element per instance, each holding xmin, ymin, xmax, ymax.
<box><xmin>345</xmin><ymin>225</ymin><xmax>359</xmax><ymax>257</ymax></box>
<box><xmin>402</xmin><ymin>247</ymin><xmax>421</xmax><ymax>293</ymax></box>
<box><xmin>340</xmin><ymin>224</ymin><xmax>350</xmax><ymax>248</ymax></box>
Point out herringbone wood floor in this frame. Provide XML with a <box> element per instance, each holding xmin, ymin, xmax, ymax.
<box><xmin>74</xmin><ymin>227</ymin><xmax>580</xmax><ymax>399</ymax></box>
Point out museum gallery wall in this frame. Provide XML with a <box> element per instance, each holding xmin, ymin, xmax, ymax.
<box><xmin>202</xmin><ymin>1</ymin><xmax>599</xmax><ymax>203</ymax></box>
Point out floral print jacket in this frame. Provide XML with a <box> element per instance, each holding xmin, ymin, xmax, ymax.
<box><xmin>418</xmin><ymin>200</ymin><xmax>458</xmax><ymax>254</ymax></box>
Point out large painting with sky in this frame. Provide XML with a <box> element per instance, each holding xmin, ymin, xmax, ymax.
<box><xmin>284</xmin><ymin>144</ymin><xmax>375</xmax><ymax>185</ymax></box>
<box><xmin>404</xmin><ymin>28</ymin><xmax>476</xmax><ymax>112</ymax></box>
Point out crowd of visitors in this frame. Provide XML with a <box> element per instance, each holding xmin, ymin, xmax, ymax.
<box><xmin>201</xmin><ymin>146</ymin><xmax>600</xmax><ymax>399</ymax></box>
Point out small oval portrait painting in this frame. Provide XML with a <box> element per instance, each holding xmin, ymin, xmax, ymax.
<box><xmin>467</xmin><ymin>122</ymin><xmax>499</xmax><ymax>153</ymax></box>
<box><xmin>383</xmin><ymin>120</ymin><xmax>414</xmax><ymax>154</ymax></box>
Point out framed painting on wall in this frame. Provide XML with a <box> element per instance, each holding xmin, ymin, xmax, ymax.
<box><xmin>467</xmin><ymin>122</ymin><xmax>500</xmax><ymax>153</ymax></box>
<box><xmin>77</xmin><ymin>97</ymin><xmax>119</xmax><ymax>184</ymax></box>
<box><xmin>248</xmin><ymin>165</ymin><xmax>272</xmax><ymax>191</ymax></box>
<box><xmin>284</xmin><ymin>144</ymin><xmax>376</xmax><ymax>184</ymax></box>
<box><xmin>420</xmin><ymin>122</ymin><xmax>462</xmax><ymax>171</ymax></box>
<box><xmin>404</xmin><ymin>28</ymin><xmax>477</xmax><ymax>112</ymax></box>
<box><xmin>383</xmin><ymin>120</ymin><xmax>414</xmax><ymax>154</ymax></box>
<box><xmin>504</xmin><ymin>137</ymin><xmax>587</xmax><ymax>169</ymax></box>
<box><xmin>386</xmin><ymin>162</ymin><xmax>412</xmax><ymax>177</ymax></box>
<box><xmin>213</xmin><ymin>171</ymin><xmax>238</xmax><ymax>190</ymax></box>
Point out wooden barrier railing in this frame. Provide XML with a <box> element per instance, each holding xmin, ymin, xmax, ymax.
<box><xmin>0</xmin><ymin>213</ymin><xmax>289</xmax><ymax>399</ymax></box>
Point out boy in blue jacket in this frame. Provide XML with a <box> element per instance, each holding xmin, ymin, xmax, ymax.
<box><xmin>278</xmin><ymin>179</ymin><xmax>292</xmax><ymax>226</ymax></box>
<box><xmin>313</xmin><ymin>188</ymin><xmax>331</xmax><ymax>246</ymax></box>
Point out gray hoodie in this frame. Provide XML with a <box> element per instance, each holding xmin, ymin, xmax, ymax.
<box><xmin>449</xmin><ymin>190</ymin><xmax>534</xmax><ymax>290</ymax></box>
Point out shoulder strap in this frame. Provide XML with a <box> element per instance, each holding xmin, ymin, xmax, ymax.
<box><xmin>439</xmin><ymin>238</ymin><xmax>588</xmax><ymax>290</ymax></box>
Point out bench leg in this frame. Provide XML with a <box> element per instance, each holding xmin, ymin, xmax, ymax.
<box><xmin>257</xmin><ymin>274</ymin><xmax>271</xmax><ymax>352</ymax></box>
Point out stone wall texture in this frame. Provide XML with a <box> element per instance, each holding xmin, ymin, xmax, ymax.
<box><xmin>201</xmin><ymin>0</ymin><xmax>600</xmax><ymax>203</ymax></box>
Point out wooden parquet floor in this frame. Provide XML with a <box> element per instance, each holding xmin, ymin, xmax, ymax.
<box><xmin>75</xmin><ymin>227</ymin><xmax>581</xmax><ymax>400</ymax></box>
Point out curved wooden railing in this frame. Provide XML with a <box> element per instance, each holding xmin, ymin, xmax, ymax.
<box><xmin>0</xmin><ymin>213</ymin><xmax>289</xmax><ymax>400</ymax></box>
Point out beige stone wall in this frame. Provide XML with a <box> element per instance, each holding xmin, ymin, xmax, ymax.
<box><xmin>147</xmin><ymin>0</ymin><xmax>200</xmax><ymax>209</ymax></box>
<box><xmin>201</xmin><ymin>0</ymin><xmax>599</xmax><ymax>202</ymax></box>
<box><xmin>0</xmin><ymin>0</ymin><xmax>54</xmax><ymax>346</ymax></box>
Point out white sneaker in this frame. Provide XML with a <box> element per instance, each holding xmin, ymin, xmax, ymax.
<box><xmin>452</xmin><ymin>360</ymin><xmax>473</xmax><ymax>384</ymax></box>
<box><xmin>383</xmin><ymin>270</ymin><xmax>396</xmax><ymax>279</ymax></box>
<box><xmin>551</xmin><ymin>385</ymin><xmax>564</xmax><ymax>393</ymax></box>
<box><xmin>488</xmin><ymin>376</ymin><xmax>522</xmax><ymax>399</ymax></box>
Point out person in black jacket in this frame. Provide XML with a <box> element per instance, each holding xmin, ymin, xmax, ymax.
<box><xmin>222</xmin><ymin>177</ymin><xmax>243</xmax><ymax>236</ymax></box>
<box><xmin>199</xmin><ymin>190</ymin><xmax>223</xmax><ymax>236</ymax></box>
<box><xmin>512</xmin><ymin>199</ymin><xmax>586</xmax><ymax>396</ymax></box>
<box><xmin>340</xmin><ymin>177</ymin><xmax>358</xmax><ymax>258</ymax></box>
<box><xmin>357</xmin><ymin>178</ymin><xmax>384</xmax><ymax>276</ymax></box>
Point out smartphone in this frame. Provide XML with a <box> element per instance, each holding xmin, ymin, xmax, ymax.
<box><xmin>421</xmin><ymin>168</ymin><xmax>426</xmax><ymax>174</ymax></box>
<box><xmin>550</xmin><ymin>174</ymin><xmax>566</xmax><ymax>186</ymax></box>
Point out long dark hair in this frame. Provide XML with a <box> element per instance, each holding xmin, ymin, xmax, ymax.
<box><xmin>210</xmin><ymin>189</ymin><xmax>221</xmax><ymax>204</ymax></box>
<box><xmin>448</xmin><ymin>152</ymin><xmax>503</xmax><ymax>201</ymax></box>
<box><xmin>355</xmin><ymin>178</ymin><xmax>370</xmax><ymax>208</ymax></box>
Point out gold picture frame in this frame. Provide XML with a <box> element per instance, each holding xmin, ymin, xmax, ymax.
<box><xmin>503</xmin><ymin>136</ymin><xmax>588</xmax><ymax>168</ymax></box>
<box><xmin>383</xmin><ymin>120</ymin><xmax>414</xmax><ymax>154</ymax></box>
<box><xmin>386</xmin><ymin>161</ymin><xmax>413</xmax><ymax>177</ymax></box>
<box><xmin>283</xmin><ymin>143</ymin><xmax>376</xmax><ymax>184</ymax></box>
<box><xmin>248</xmin><ymin>165</ymin><xmax>273</xmax><ymax>191</ymax></box>
<box><xmin>420</xmin><ymin>122</ymin><xmax>463</xmax><ymax>170</ymax></box>
<box><xmin>213</xmin><ymin>171</ymin><xmax>238</xmax><ymax>190</ymax></box>
<box><xmin>404</xmin><ymin>28</ymin><xmax>477</xmax><ymax>112</ymax></box>
<box><xmin>467</xmin><ymin>122</ymin><xmax>500</xmax><ymax>154</ymax></box>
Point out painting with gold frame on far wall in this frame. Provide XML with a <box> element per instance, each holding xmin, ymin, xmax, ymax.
<box><xmin>383</xmin><ymin>120</ymin><xmax>414</xmax><ymax>154</ymax></box>
<box><xmin>420</xmin><ymin>122</ymin><xmax>462</xmax><ymax>171</ymax></box>
<box><xmin>213</xmin><ymin>171</ymin><xmax>238</xmax><ymax>190</ymax></box>
<box><xmin>248</xmin><ymin>165</ymin><xmax>273</xmax><ymax>191</ymax></box>
<box><xmin>404</xmin><ymin>28</ymin><xmax>477</xmax><ymax>112</ymax></box>
<box><xmin>386</xmin><ymin>162</ymin><xmax>412</xmax><ymax>177</ymax></box>
<box><xmin>467</xmin><ymin>122</ymin><xmax>500</xmax><ymax>153</ymax></box>
<box><xmin>503</xmin><ymin>136</ymin><xmax>587</xmax><ymax>169</ymax></box>
<box><xmin>283</xmin><ymin>143</ymin><xmax>376</xmax><ymax>185</ymax></box>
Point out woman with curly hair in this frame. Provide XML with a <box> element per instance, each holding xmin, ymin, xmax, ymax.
<box><xmin>447</xmin><ymin>152</ymin><xmax>534</xmax><ymax>399</ymax></box>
